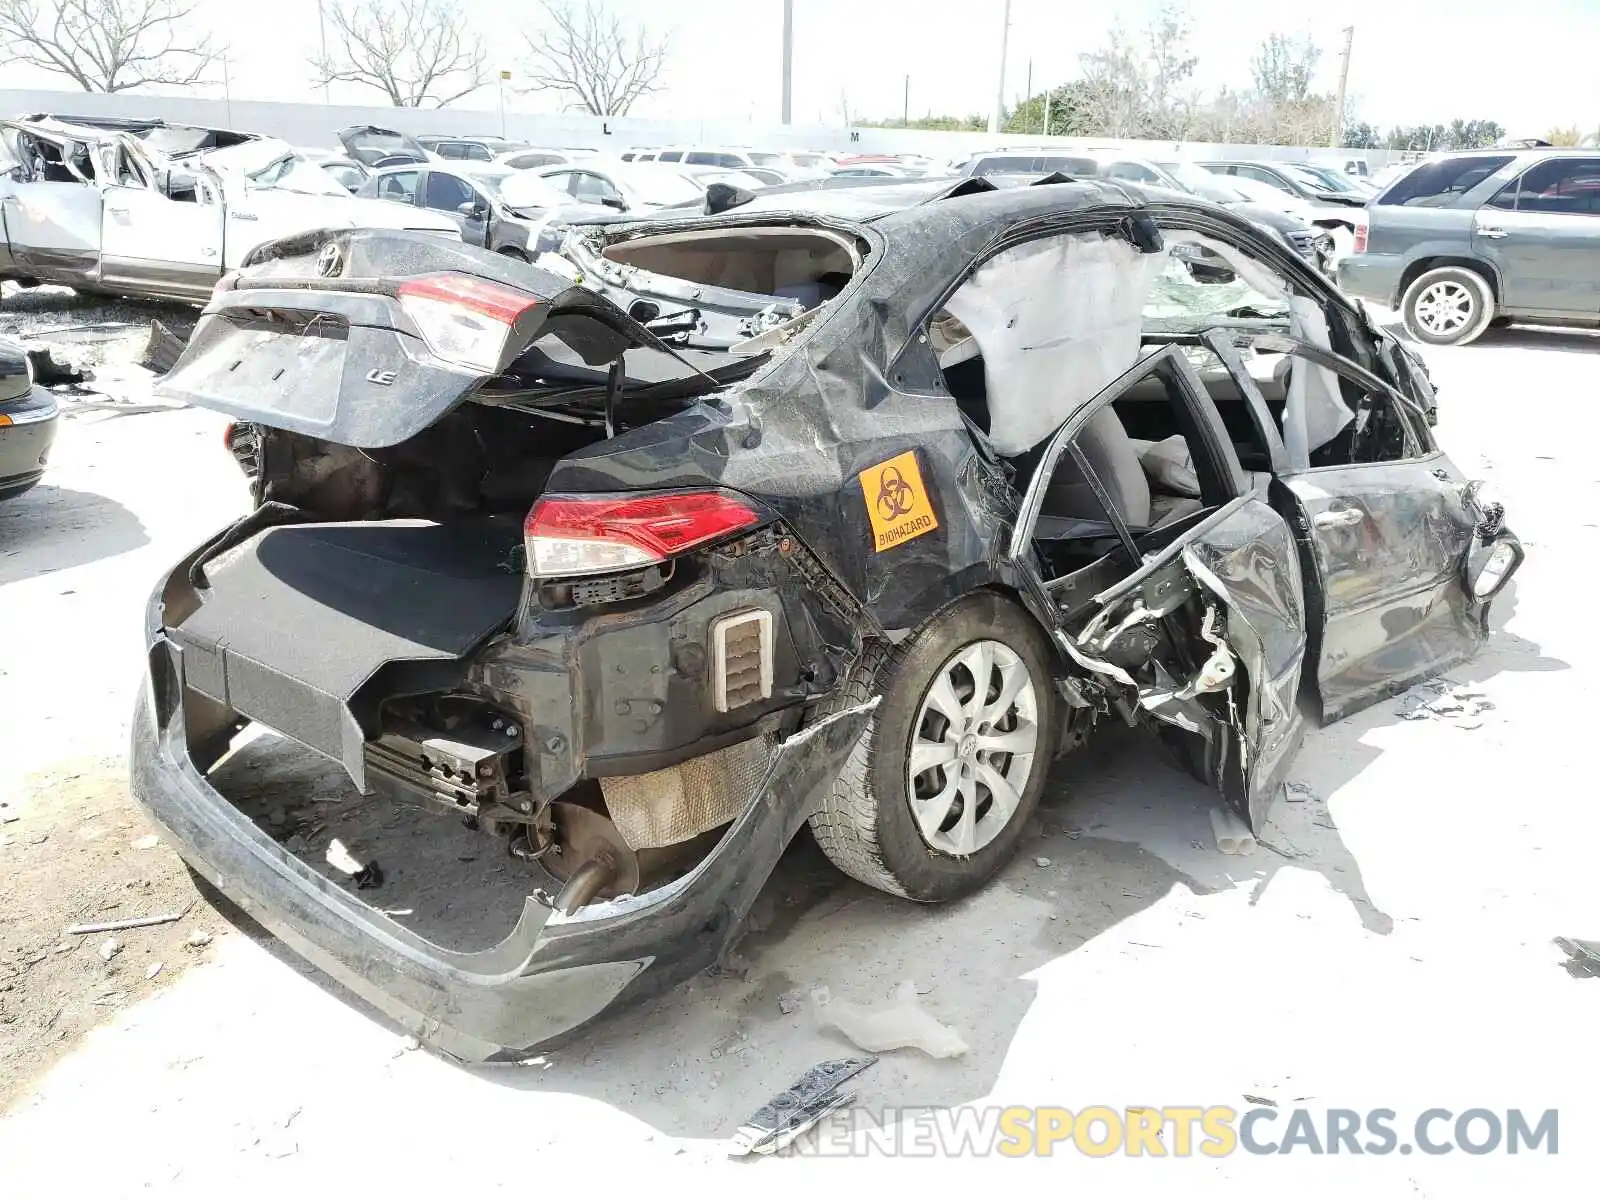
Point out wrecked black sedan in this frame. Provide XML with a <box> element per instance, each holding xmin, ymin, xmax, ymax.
<box><xmin>131</xmin><ymin>177</ymin><xmax>1521</xmax><ymax>1059</ymax></box>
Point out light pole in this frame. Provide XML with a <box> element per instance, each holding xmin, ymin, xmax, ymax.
<box><xmin>989</xmin><ymin>0</ymin><xmax>1011</xmax><ymax>135</ymax></box>
<box><xmin>781</xmin><ymin>0</ymin><xmax>794</xmax><ymax>125</ymax></box>
<box><xmin>1330</xmin><ymin>26</ymin><xmax>1354</xmax><ymax>147</ymax></box>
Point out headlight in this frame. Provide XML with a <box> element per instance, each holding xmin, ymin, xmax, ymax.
<box><xmin>1466</xmin><ymin>537</ymin><xmax>1522</xmax><ymax>599</ymax></box>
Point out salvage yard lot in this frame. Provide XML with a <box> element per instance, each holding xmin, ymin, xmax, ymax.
<box><xmin>1</xmin><ymin>301</ymin><xmax>1597</xmax><ymax>1192</ymax></box>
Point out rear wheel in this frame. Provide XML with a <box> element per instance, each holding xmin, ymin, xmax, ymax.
<box><xmin>1401</xmin><ymin>266</ymin><xmax>1495</xmax><ymax>346</ymax></box>
<box><xmin>807</xmin><ymin>592</ymin><xmax>1057</xmax><ymax>902</ymax></box>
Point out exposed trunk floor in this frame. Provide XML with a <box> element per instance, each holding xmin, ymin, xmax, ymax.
<box><xmin>207</xmin><ymin>727</ymin><xmax>536</xmax><ymax>953</ymax></box>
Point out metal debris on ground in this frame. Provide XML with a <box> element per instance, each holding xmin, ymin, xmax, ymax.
<box><xmin>1397</xmin><ymin>680</ymin><xmax>1494</xmax><ymax>729</ymax></box>
<box><xmin>24</xmin><ymin>347</ymin><xmax>85</xmax><ymax>385</ymax></box>
<box><xmin>812</xmin><ymin>980</ymin><xmax>969</xmax><ymax>1059</ymax></box>
<box><xmin>1283</xmin><ymin>781</ymin><xmax>1318</xmax><ymax>804</ymax></box>
<box><xmin>138</xmin><ymin>320</ymin><xmax>188</xmax><ymax>376</ymax></box>
<box><xmin>727</xmin><ymin>1056</ymin><xmax>878</xmax><ymax>1157</ymax></box>
<box><xmin>66</xmin><ymin>912</ymin><xmax>183</xmax><ymax>935</ymax></box>
<box><xmin>146</xmin><ymin>961</ymin><xmax>163</xmax><ymax>980</ymax></box>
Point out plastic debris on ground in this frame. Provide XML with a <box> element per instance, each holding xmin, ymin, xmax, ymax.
<box><xmin>811</xmin><ymin>980</ymin><xmax>969</xmax><ymax>1058</ymax></box>
<box><xmin>1397</xmin><ymin>679</ymin><xmax>1494</xmax><ymax>729</ymax></box>
<box><xmin>727</xmin><ymin>1056</ymin><xmax>877</xmax><ymax>1157</ymax></box>
<box><xmin>325</xmin><ymin>838</ymin><xmax>384</xmax><ymax>889</ymax></box>
<box><xmin>1555</xmin><ymin>937</ymin><xmax>1600</xmax><ymax>979</ymax></box>
<box><xmin>1209</xmin><ymin>807</ymin><xmax>1257</xmax><ymax>855</ymax></box>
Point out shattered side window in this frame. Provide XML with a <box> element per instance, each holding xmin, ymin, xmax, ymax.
<box><xmin>1142</xmin><ymin>249</ymin><xmax>1288</xmax><ymax>333</ymax></box>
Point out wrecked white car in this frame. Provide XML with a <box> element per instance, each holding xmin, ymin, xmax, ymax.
<box><xmin>0</xmin><ymin>117</ymin><xmax>461</xmax><ymax>305</ymax></box>
<box><xmin>132</xmin><ymin>176</ymin><xmax>1520</xmax><ymax>1059</ymax></box>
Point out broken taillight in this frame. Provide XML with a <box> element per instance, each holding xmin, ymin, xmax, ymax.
<box><xmin>1353</xmin><ymin>218</ymin><xmax>1368</xmax><ymax>254</ymax></box>
<box><xmin>396</xmin><ymin>273</ymin><xmax>540</xmax><ymax>374</ymax></box>
<box><xmin>524</xmin><ymin>491</ymin><xmax>764</xmax><ymax>578</ymax></box>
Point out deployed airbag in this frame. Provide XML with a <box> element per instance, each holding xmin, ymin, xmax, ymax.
<box><xmin>944</xmin><ymin>232</ymin><xmax>1169</xmax><ymax>456</ymax></box>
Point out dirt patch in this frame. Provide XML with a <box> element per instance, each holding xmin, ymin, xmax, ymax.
<box><xmin>0</xmin><ymin>757</ymin><xmax>222</xmax><ymax>1112</ymax></box>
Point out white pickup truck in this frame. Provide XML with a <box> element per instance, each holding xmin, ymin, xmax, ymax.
<box><xmin>0</xmin><ymin>117</ymin><xmax>460</xmax><ymax>304</ymax></box>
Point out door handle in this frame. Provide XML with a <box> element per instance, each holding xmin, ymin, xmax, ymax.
<box><xmin>107</xmin><ymin>206</ymin><xmax>129</xmax><ymax>217</ymax></box>
<box><xmin>1478</xmin><ymin>227</ymin><xmax>1508</xmax><ymax>239</ymax></box>
<box><xmin>231</xmin><ymin>211</ymin><xmax>257</xmax><ymax>221</ymax></box>
<box><xmin>1313</xmin><ymin>506</ymin><xmax>1364</xmax><ymax>529</ymax></box>
<box><xmin>1431</xmin><ymin>468</ymin><xmax>1452</xmax><ymax>482</ymax></box>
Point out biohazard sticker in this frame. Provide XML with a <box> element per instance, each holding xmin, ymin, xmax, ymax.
<box><xmin>861</xmin><ymin>450</ymin><xmax>939</xmax><ymax>552</ymax></box>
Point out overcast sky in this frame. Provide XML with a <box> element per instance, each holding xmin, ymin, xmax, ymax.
<box><xmin>9</xmin><ymin>0</ymin><xmax>1597</xmax><ymax>134</ymax></box>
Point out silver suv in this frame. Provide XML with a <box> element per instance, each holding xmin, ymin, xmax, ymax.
<box><xmin>1338</xmin><ymin>149</ymin><xmax>1600</xmax><ymax>345</ymax></box>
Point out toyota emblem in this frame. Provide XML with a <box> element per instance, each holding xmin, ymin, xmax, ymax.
<box><xmin>316</xmin><ymin>241</ymin><xmax>343</xmax><ymax>277</ymax></box>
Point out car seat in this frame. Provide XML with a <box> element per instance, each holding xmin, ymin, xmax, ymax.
<box><xmin>1033</xmin><ymin>408</ymin><xmax>1206</xmax><ymax>540</ymax></box>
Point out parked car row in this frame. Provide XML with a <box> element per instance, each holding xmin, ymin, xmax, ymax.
<box><xmin>0</xmin><ymin>115</ymin><xmax>462</xmax><ymax>306</ymax></box>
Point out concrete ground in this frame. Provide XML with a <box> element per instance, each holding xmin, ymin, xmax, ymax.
<box><xmin>1</xmin><ymin>318</ymin><xmax>1596</xmax><ymax>1195</ymax></box>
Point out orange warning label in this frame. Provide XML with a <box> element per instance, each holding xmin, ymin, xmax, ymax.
<box><xmin>861</xmin><ymin>450</ymin><xmax>939</xmax><ymax>552</ymax></box>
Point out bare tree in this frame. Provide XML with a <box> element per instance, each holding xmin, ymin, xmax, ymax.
<box><xmin>0</xmin><ymin>0</ymin><xmax>217</xmax><ymax>91</ymax></box>
<box><xmin>1250</xmin><ymin>33</ymin><xmax>1322</xmax><ymax>106</ymax></box>
<box><xmin>520</xmin><ymin>0</ymin><xmax>669</xmax><ymax>116</ymax></box>
<box><xmin>1142</xmin><ymin>1</ymin><xmax>1197</xmax><ymax>124</ymax></box>
<box><xmin>1074</xmin><ymin>26</ymin><xmax>1148</xmax><ymax>138</ymax></box>
<box><xmin>311</xmin><ymin>0</ymin><xmax>488</xmax><ymax>107</ymax></box>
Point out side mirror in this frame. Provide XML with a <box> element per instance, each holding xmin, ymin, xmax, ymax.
<box><xmin>456</xmin><ymin>201</ymin><xmax>486</xmax><ymax>219</ymax></box>
<box><xmin>599</xmin><ymin>195</ymin><xmax>626</xmax><ymax>211</ymax></box>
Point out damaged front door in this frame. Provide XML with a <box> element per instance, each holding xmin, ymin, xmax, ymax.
<box><xmin>1011</xmin><ymin>346</ymin><xmax>1308</xmax><ymax>833</ymax></box>
<box><xmin>1264</xmin><ymin>341</ymin><xmax>1486</xmax><ymax>722</ymax></box>
<box><xmin>98</xmin><ymin>138</ymin><xmax>224</xmax><ymax>301</ymax></box>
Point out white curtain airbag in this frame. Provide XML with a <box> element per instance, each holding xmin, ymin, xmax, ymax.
<box><xmin>943</xmin><ymin>233</ymin><xmax>1168</xmax><ymax>456</ymax></box>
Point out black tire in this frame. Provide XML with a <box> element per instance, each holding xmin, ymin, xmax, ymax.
<box><xmin>807</xmin><ymin>591</ymin><xmax>1058</xmax><ymax>902</ymax></box>
<box><xmin>1400</xmin><ymin>265</ymin><xmax>1495</xmax><ymax>347</ymax></box>
<box><xmin>496</xmin><ymin>246</ymin><xmax>530</xmax><ymax>261</ymax></box>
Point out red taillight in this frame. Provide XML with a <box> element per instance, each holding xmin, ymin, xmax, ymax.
<box><xmin>223</xmin><ymin>421</ymin><xmax>236</xmax><ymax>449</ymax></box>
<box><xmin>396</xmin><ymin>273</ymin><xmax>540</xmax><ymax>373</ymax></box>
<box><xmin>524</xmin><ymin>491</ymin><xmax>763</xmax><ymax>578</ymax></box>
<box><xmin>1353</xmin><ymin>219</ymin><xmax>1368</xmax><ymax>254</ymax></box>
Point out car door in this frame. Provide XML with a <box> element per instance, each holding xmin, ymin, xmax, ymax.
<box><xmin>1140</xmin><ymin>205</ymin><xmax>1495</xmax><ymax>728</ymax></box>
<box><xmin>1272</xmin><ymin>351</ymin><xmax>1486</xmax><ymax>721</ymax></box>
<box><xmin>1474</xmin><ymin>156</ymin><xmax>1600</xmax><ymax>315</ymax></box>
<box><xmin>0</xmin><ymin>126</ymin><xmax>105</xmax><ymax>284</ymax></box>
<box><xmin>421</xmin><ymin>169</ymin><xmax>487</xmax><ymax>244</ymax></box>
<box><xmin>1011</xmin><ymin>344</ymin><xmax>1308</xmax><ymax>834</ymax></box>
<box><xmin>1156</xmin><ymin>214</ymin><xmax>1490</xmax><ymax>722</ymax></box>
<box><xmin>98</xmin><ymin>141</ymin><xmax>223</xmax><ymax>299</ymax></box>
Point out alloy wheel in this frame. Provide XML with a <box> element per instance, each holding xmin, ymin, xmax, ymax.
<box><xmin>906</xmin><ymin>639</ymin><xmax>1040</xmax><ymax>856</ymax></box>
<box><xmin>1413</xmin><ymin>280</ymin><xmax>1476</xmax><ymax>337</ymax></box>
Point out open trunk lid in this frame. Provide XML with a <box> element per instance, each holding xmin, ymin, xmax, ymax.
<box><xmin>155</xmin><ymin>230</ymin><xmax>698</xmax><ymax>448</ymax></box>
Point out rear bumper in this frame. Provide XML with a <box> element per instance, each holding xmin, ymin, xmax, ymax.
<box><xmin>132</xmin><ymin>635</ymin><xmax>874</xmax><ymax>1060</ymax></box>
<box><xmin>1336</xmin><ymin>253</ymin><xmax>1404</xmax><ymax>307</ymax></box>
